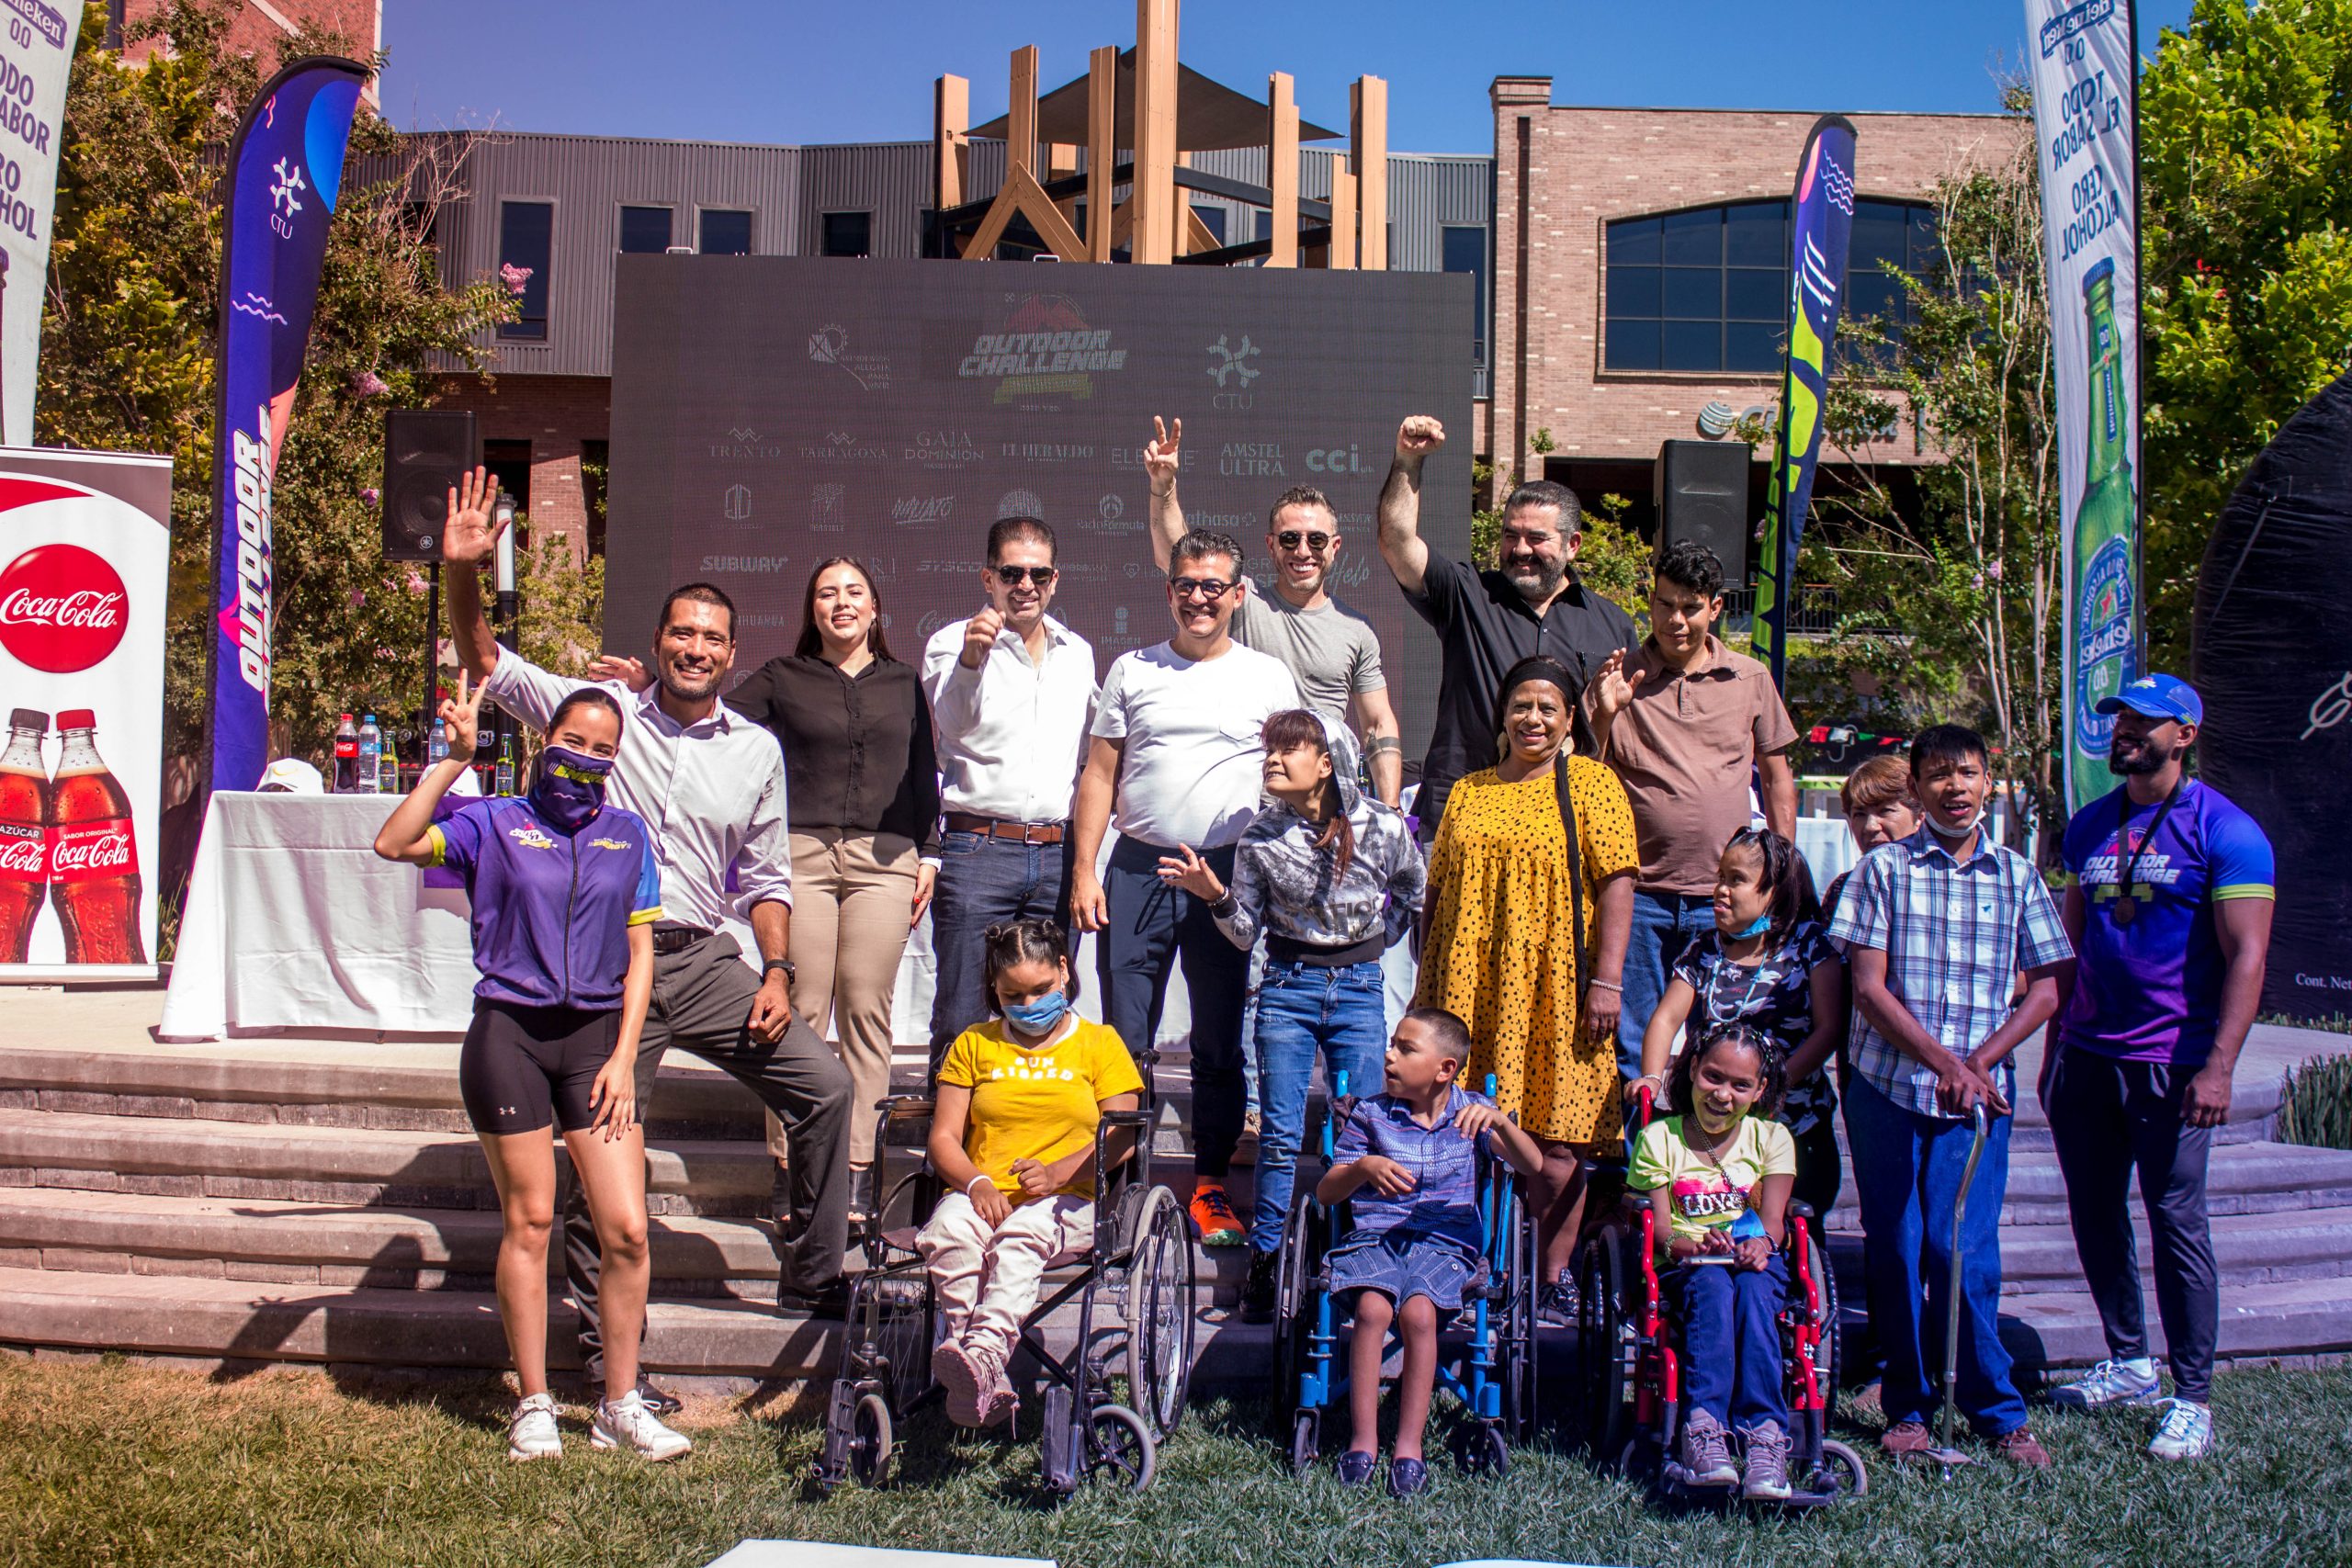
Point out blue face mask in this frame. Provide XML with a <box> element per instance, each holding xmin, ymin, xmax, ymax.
<box><xmin>1729</xmin><ymin>911</ymin><xmax>1773</xmax><ymax>940</ymax></box>
<box><xmin>1002</xmin><ymin>989</ymin><xmax>1069</xmax><ymax>1037</ymax></box>
<box><xmin>530</xmin><ymin>744</ymin><xmax>612</xmax><ymax>832</ymax></box>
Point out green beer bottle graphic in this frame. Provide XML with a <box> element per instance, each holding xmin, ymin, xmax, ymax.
<box><xmin>2069</xmin><ymin>256</ymin><xmax>2136</xmax><ymax>812</ymax></box>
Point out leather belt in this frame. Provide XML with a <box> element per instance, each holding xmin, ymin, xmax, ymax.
<box><xmin>943</xmin><ymin>812</ymin><xmax>1067</xmax><ymax>845</ymax></box>
<box><xmin>650</xmin><ymin>923</ymin><xmax>714</xmax><ymax>955</ymax></box>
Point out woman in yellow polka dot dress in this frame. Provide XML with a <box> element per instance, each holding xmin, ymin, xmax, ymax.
<box><xmin>1415</xmin><ymin>654</ymin><xmax>1637</xmax><ymax>1312</ymax></box>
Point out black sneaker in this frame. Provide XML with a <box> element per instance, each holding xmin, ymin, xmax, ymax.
<box><xmin>1537</xmin><ymin>1272</ymin><xmax>1580</xmax><ymax>1327</ymax></box>
<box><xmin>778</xmin><ymin>1279</ymin><xmax>852</xmax><ymax>1319</ymax></box>
<box><xmin>1239</xmin><ymin>1247</ymin><xmax>1280</xmax><ymax>1324</ymax></box>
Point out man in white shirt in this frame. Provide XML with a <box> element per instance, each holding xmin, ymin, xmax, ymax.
<box><xmin>920</xmin><ymin>516</ymin><xmax>1099</xmax><ymax>1061</ymax></box>
<box><xmin>442</xmin><ymin>469</ymin><xmax>854</xmax><ymax>1407</ymax></box>
<box><xmin>1070</xmin><ymin>530</ymin><xmax>1302</xmax><ymax>1246</ymax></box>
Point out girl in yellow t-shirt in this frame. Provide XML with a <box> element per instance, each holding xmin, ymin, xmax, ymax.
<box><xmin>1626</xmin><ymin>1022</ymin><xmax>1797</xmax><ymax>1500</ymax></box>
<box><xmin>921</xmin><ymin>918</ymin><xmax>1144</xmax><ymax>1428</ymax></box>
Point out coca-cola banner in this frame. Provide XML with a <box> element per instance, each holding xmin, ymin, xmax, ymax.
<box><xmin>0</xmin><ymin>446</ymin><xmax>171</xmax><ymax>980</ymax></box>
<box><xmin>0</xmin><ymin>1</ymin><xmax>82</xmax><ymax>446</ymax></box>
<box><xmin>204</xmin><ymin>56</ymin><xmax>367</xmax><ymax>795</ymax></box>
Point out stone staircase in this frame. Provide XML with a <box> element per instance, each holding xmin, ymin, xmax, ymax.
<box><xmin>3</xmin><ymin>1002</ymin><xmax>2349</xmax><ymax>1394</ymax></box>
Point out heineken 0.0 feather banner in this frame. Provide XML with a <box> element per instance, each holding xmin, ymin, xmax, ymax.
<box><xmin>1752</xmin><ymin>116</ymin><xmax>1856</xmax><ymax>688</ymax></box>
<box><xmin>2026</xmin><ymin>0</ymin><xmax>2141</xmax><ymax>813</ymax></box>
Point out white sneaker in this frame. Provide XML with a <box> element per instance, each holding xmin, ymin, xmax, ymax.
<box><xmin>591</xmin><ymin>1389</ymin><xmax>692</xmax><ymax>1461</ymax></box>
<box><xmin>507</xmin><ymin>1393</ymin><xmax>561</xmax><ymax>1461</ymax></box>
<box><xmin>2147</xmin><ymin>1398</ymin><xmax>2214</xmax><ymax>1461</ymax></box>
<box><xmin>2050</xmin><ymin>1357</ymin><xmax>2165</xmax><ymax>1409</ymax></box>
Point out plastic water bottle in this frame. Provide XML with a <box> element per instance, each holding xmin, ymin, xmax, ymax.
<box><xmin>332</xmin><ymin>714</ymin><xmax>358</xmax><ymax>793</ymax></box>
<box><xmin>356</xmin><ymin>715</ymin><xmax>382</xmax><ymax>794</ymax></box>
<box><xmin>426</xmin><ymin>701</ymin><xmax>449</xmax><ymax>770</ymax></box>
<box><xmin>493</xmin><ymin>731</ymin><xmax>515</xmax><ymax>796</ymax></box>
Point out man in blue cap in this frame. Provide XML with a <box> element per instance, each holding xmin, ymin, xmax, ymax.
<box><xmin>2040</xmin><ymin>673</ymin><xmax>2275</xmax><ymax>1461</ymax></box>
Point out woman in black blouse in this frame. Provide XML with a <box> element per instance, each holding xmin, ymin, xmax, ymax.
<box><xmin>726</xmin><ymin>557</ymin><xmax>940</xmax><ymax>1218</ymax></box>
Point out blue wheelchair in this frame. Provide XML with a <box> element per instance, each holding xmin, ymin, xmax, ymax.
<box><xmin>1268</xmin><ymin>1074</ymin><xmax>1540</xmax><ymax>1475</ymax></box>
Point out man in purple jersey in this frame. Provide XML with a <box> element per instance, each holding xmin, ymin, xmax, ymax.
<box><xmin>2041</xmin><ymin>673</ymin><xmax>2275</xmax><ymax>1462</ymax></box>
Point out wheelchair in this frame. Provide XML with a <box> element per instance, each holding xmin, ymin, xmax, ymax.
<box><xmin>1574</xmin><ymin>1087</ymin><xmax>1864</xmax><ymax>1506</ymax></box>
<box><xmin>1269</xmin><ymin>1074</ymin><xmax>1540</xmax><ymax>1477</ymax></box>
<box><xmin>811</xmin><ymin>1060</ymin><xmax>1197</xmax><ymax>1496</ymax></box>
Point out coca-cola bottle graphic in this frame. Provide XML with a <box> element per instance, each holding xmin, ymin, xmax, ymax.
<box><xmin>0</xmin><ymin>708</ymin><xmax>48</xmax><ymax>964</ymax></box>
<box><xmin>49</xmin><ymin>708</ymin><xmax>144</xmax><ymax>964</ymax></box>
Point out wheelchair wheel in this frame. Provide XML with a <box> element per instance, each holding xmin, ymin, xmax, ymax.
<box><xmin>1268</xmin><ymin>1184</ymin><xmax>1322</xmax><ymax>1438</ymax></box>
<box><xmin>850</xmin><ymin>1267</ymin><xmax>936</xmax><ymax>1411</ymax></box>
<box><xmin>1124</xmin><ymin>1185</ymin><xmax>1197</xmax><ymax>1440</ymax></box>
<box><xmin>1815</xmin><ymin>1438</ymin><xmax>1869</xmax><ymax>1498</ymax></box>
<box><xmin>1812</xmin><ymin>1222</ymin><xmax>1843</xmax><ymax>1394</ymax></box>
<box><xmin>1500</xmin><ymin>1180</ymin><xmax>1540</xmax><ymax>1441</ymax></box>
<box><xmin>1455</xmin><ymin>1421</ymin><xmax>1510</xmax><ymax>1478</ymax></box>
<box><xmin>1087</xmin><ymin>1404</ymin><xmax>1158</xmax><ymax>1492</ymax></box>
<box><xmin>847</xmin><ymin>1392</ymin><xmax>894</xmax><ymax>1489</ymax></box>
<box><xmin>1577</xmin><ymin>1224</ymin><xmax>1636</xmax><ymax>1460</ymax></box>
<box><xmin>1289</xmin><ymin>1409</ymin><xmax>1320</xmax><ymax>1474</ymax></box>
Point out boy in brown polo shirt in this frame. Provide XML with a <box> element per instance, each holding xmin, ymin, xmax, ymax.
<box><xmin>1589</xmin><ymin>541</ymin><xmax>1799</xmax><ymax>1082</ymax></box>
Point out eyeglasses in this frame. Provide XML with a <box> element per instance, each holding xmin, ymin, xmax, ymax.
<box><xmin>1275</xmin><ymin>530</ymin><xmax>1333</xmax><ymax>553</ymax></box>
<box><xmin>1170</xmin><ymin>576</ymin><xmax>1238</xmax><ymax>601</ymax></box>
<box><xmin>989</xmin><ymin>564</ymin><xmax>1057</xmax><ymax>587</ymax></box>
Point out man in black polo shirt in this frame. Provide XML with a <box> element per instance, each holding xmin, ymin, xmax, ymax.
<box><xmin>1375</xmin><ymin>415</ymin><xmax>1640</xmax><ymax>837</ymax></box>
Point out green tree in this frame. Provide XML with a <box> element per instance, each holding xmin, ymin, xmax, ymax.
<box><xmin>39</xmin><ymin>0</ymin><xmax>514</xmax><ymax>766</ymax></box>
<box><xmin>2139</xmin><ymin>0</ymin><xmax>2352</xmax><ymax>673</ymax></box>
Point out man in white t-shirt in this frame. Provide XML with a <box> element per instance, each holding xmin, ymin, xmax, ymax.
<box><xmin>1070</xmin><ymin>529</ymin><xmax>1302</xmax><ymax>1245</ymax></box>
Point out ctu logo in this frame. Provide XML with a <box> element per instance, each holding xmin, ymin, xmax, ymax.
<box><xmin>0</xmin><ymin>545</ymin><xmax>130</xmax><ymax>673</ymax></box>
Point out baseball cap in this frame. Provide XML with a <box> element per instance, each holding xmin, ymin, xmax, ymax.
<box><xmin>2096</xmin><ymin>672</ymin><xmax>2203</xmax><ymax>726</ymax></box>
<box><xmin>256</xmin><ymin>757</ymin><xmax>325</xmax><ymax>795</ymax></box>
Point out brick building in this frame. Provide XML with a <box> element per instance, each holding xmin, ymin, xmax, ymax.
<box><xmin>110</xmin><ymin>0</ymin><xmax>381</xmax><ymax>87</ymax></box>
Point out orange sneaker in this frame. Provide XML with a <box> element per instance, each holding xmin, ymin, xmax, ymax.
<box><xmin>1188</xmin><ymin>1181</ymin><xmax>1246</xmax><ymax>1247</ymax></box>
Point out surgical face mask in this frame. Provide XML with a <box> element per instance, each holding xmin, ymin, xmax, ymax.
<box><xmin>1729</xmin><ymin>912</ymin><xmax>1773</xmax><ymax>940</ymax></box>
<box><xmin>1925</xmin><ymin>806</ymin><xmax>1984</xmax><ymax>843</ymax></box>
<box><xmin>531</xmin><ymin>744</ymin><xmax>611</xmax><ymax>832</ymax></box>
<box><xmin>1002</xmin><ymin>988</ymin><xmax>1069</xmax><ymax>1037</ymax></box>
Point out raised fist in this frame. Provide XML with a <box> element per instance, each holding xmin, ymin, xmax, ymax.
<box><xmin>1396</xmin><ymin>415</ymin><xmax>1445</xmax><ymax>460</ymax></box>
<box><xmin>960</xmin><ymin>603</ymin><xmax>1005</xmax><ymax>670</ymax></box>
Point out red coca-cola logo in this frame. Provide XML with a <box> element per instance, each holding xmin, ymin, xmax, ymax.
<box><xmin>0</xmin><ymin>825</ymin><xmax>42</xmax><ymax>878</ymax></box>
<box><xmin>51</xmin><ymin>819</ymin><xmax>133</xmax><ymax>881</ymax></box>
<box><xmin>0</xmin><ymin>545</ymin><xmax>130</xmax><ymax>673</ymax></box>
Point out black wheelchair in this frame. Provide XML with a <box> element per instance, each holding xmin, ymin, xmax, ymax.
<box><xmin>812</xmin><ymin>1066</ymin><xmax>1197</xmax><ymax>1496</ymax></box>
<box><xmin>1575</xmin><ymin>1089</ymin><xmax>1864</xmax><ymax>1506</ymax></box>
<box><xmin>1268</xmin><ymin>1074</ymin><xmax>1540</xmax><ymax>1476</ymax></box>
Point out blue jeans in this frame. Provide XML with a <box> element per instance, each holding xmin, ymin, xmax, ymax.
<box><xmin>1674</xmin><ymin>1255</ymin><xmax>1791</xmax><ymax>1430</ymax></box>
<box><xmin>1617</xmin><ymin>889</ymin><xmax>1717</xmax><ymax>1080</ymax></box>
<box><xmin>1843</xmin><ymin>1075</ymin><xmax>2026</xmax><ymax>1437</ymax></box>
<box><xmin>1099</xmin><ymin>836</ymin><xmax>1250</xmax><ymax>1178</ymax></box>
<box><xmin>1249</xmin><ymin>957</ymin><xmax>1388</xmax><ymax>1252</ymax></box>
<box><xmin>927</xmin><ymin>830</ymin><xmax>1070</xmax><ymax>1066</ymax></box>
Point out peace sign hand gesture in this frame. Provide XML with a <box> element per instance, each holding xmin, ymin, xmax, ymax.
<box><xmin>440</xmin><ymin>465</ymin><xmax>505</xmax><ymax>568</ymax></box>
<box><xmin>439</xmin><ymin>668</ymin><xmax>489</xmax><ymax>757</ymax></box>
<box><xmin>1144</xmin><ymin>416</ymin><xmax>1182</xmax><ymax>494</ymax></box>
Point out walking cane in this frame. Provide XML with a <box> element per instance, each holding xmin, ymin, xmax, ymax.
<box><xmin>1924</xmin><ymin>1102</ymin><xmax>1992</xmax><ymax>1475</ymax></box>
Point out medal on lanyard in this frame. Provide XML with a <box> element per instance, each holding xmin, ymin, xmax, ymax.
<box><xmin>2110</xmin><ymin>779</ymin><xmax>2182</xmax><ymax>928</ymax></box>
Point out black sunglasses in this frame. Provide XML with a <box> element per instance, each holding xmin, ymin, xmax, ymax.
<box><xmin>989</xmin><ymin>564</ymin><xmax>1057</xmax><ymax>586</ymax></box>
<box><xmin>1170</xmin><ymin>576</ymin><xmax>1238</xmax><ymax>601</ymax></box>
<box><xmin>1275</xmin><ymin>530</ymin><xmax>1333</xmax><ymax>553</ymax></box>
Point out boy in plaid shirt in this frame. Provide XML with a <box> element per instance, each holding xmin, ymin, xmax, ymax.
<box><xmin>1829</xmin><ymin>725</ymin><xmax>2074</xmax><ymax>1468</ymax></box>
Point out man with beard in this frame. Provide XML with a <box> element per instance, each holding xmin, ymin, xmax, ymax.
<box><xmin>1374</xmin><ymin>415</ymin><xmax>1639</xmax><ymax>838</ymax></box>
<box><xmin>920</xmin><ymin>516</ymin><xmax>1099</xmax><ymax>1065</ymax></box>
<box><xmin>443</xmin><ymin>468</ymin><xmax>853</xmax><ymax>1412</ymax></box>
<box><xmin>2040</xmin><ymin>674</ymin><xmax>2273</xmax><ymax>1462</ymax></box>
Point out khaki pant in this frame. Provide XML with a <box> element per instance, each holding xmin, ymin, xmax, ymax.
<box><xmin>917</xmin><ymin>1190</ymin><xmax>1093</xmax><ymax>1359</ymax></box>
<box><xmin>765</xmin><ymin>829</ymin><xmax>919</xmax><ymax>1167</ymax></box>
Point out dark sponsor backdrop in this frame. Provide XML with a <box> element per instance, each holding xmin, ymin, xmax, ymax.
<box><xmin>602</xmin><ymin>255</ymin><xmax>1474</xmax><ymax>757</ymax></box>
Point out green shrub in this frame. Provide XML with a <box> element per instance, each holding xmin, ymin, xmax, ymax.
<box><xmin>2277</xmin><ymin>1053</ymin><xmax>2352</xmax><ymax>1151</ymax></box>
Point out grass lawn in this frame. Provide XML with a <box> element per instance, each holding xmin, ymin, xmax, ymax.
<box><xmin>6</xmin><ymin>1353</ymin><xmax>2348</xmax><ymax>1568</ymax></box>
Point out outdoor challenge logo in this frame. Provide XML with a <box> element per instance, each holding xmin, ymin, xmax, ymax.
<box><xmin>0</xmin><ymin>543</ymin><xmax>129</xmax><ymax>673</ymax></box>
<box><xmin>957</xmin><ymin>294</ymin><xmax>1127</xmax><ymax>406</ymax></box>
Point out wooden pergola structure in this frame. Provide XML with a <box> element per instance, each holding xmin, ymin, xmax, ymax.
<box><xmin>929</xmin><ymin>0</ymin><xmax>1389</xmax><ymax>268</ymax></box>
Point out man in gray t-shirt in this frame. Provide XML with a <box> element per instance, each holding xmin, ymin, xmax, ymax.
<box><xmin>1142</xmin><ymin>416</ymin><xmax>1404</xmax><ymax>805</ymax></box>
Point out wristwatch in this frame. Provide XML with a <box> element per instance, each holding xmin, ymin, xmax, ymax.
<box><xmin>763</xmin><ymin>957</ymin><xmax>797</xmax><ymax>984</ymax></box>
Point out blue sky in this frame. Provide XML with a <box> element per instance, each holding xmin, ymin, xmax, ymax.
<box><xmin>379</xmin><ymin>0</ymin><xmax>2199</xmax><ymax>155</ymax></box>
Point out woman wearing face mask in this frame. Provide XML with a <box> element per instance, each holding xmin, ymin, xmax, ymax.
<box><xmin>920</xmin><ymin>919</ymin><xmax>1144</xmax><ymax>1428</ymax></box>
<box><xmin>1630</xmin><ymin>828</ymin><xmax>1847</xmax><ymax>1214</ymax></box>
<box><xmin>374</xmin><ymin>676</ymin><xmax>688</xmax><ymax>1463</ymax></box>
<box><xmin>1413</xmin><ymin>654</ymin><xmax>1639</xmax><ymax>1320</ymax></box>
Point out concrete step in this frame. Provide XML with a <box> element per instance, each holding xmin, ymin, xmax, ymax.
<box><xmin>1998</xmin><ymin>1274</ymin><xmax>2352</xmax><ymax>1371</ymax></box>
<box><xmin>1822</xmin><ymin>1141</ymin><xmax>2352</xmax><ymax>1228</ymax></box>
<box><xmin>1818</xmin><ymin>1208</ymin><xmax>2352</xmax><ymax>1299</ymax></box>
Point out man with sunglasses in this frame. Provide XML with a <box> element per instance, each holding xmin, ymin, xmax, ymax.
<box><xmin>1069</xmin><ymin>529</ymin><xmax>1302</xmax><ymax>1246</ymax></box>
<box><xmin>1143</xmin><ymin>416</ymin><xmax>1404</xmax><ymax>806</ymax></box>
<box><xmin>920</xmin><ymin>516</ymin><xmax>1100</xmax><ymax>1066</ymax></box>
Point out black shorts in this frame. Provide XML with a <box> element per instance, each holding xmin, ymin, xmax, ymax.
<box><xmin>460</xmin><ymin>1000</ymin><xmax>620</xmax><ymax>1135</ymax></box>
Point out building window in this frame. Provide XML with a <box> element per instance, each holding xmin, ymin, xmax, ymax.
<box><xmin>820</xmin><ymin>210</ymin><xmax>871</xmax><ymax>257</ymax></box>
<box><xmin>481</xmin><ymin>441</ymin><xmax>533</xmax><ymax>531</ymax></box>
<box><xmin>699</xmin><ymin>209</ymin><xmax>752</xmax><ymax>255</ymax></box>
<box><xmin>1442</xmin><ymin>224</ymin><xmax>1487</xmax><ymax>365</ymax></box>
<box><xmin>1603</xmin><ymin>197</ymin><xmax>1937</xmax><ymax>374</ymax></box>
<box><xmin>618</xmin><ymin>205</ymin><xmax>672</xmax><ymax>254</ymax></box>
<box><xmin>1190</xmin><ymin>204</ymin><xmax>1227</xmax><ymax>246</ymax></box>
<box><xmin>495</xmin><ymin>200</ymin><xmax>553</xmax><ymax>342</ymax></box>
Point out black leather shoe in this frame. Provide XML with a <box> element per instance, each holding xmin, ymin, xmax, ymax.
<box><xmin>1388</xmin><ymin>1456</ymin><xmax>1430</xmax><ymax>1497</ymax></box>
<box><xmin>634</xmin><ymin>1376</ymin><xmax>683</xmax><ymax>1416</ymax></box>
<box><xmin>778</xmin><ymin>1279</ymin><xmax>852</xmax><ymax>1319</ymax></box>
<box><xmin>846</xmin><ymin>1166</ymin><xmax>879</xmax><ymax>1227</ymax></box>
<box><xmin>1239</xmin><ymin>1247</ymin><xmax>1279</xmax><ymax>1325</ymax></box>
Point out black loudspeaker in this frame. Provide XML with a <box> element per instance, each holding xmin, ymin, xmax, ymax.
<box><xmin>1653</xmin><ymin>439</ymin><xmax>1752</xmax><ymax>583</ymax></box>
<box><xmin>382</xmin><ymin>409</ymin><xmax>480</xmax><ymax>561</ymax></box>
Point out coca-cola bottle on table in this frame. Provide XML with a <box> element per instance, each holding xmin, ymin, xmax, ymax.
<box><xmin>0</xmin><ymin>708</ymin><xmax>48</xmax><ymax>964</ymax></box>
<box><xmin>49</xmin><ymin>708</ymin><xmax>144</xmax><ymax>964</ymax></box>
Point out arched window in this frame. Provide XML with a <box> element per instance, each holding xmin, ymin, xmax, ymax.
<box><xmin>1603</xmin><ymin>197</ymin><xmax>1938</xmax><ymax>374</ymax></box>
